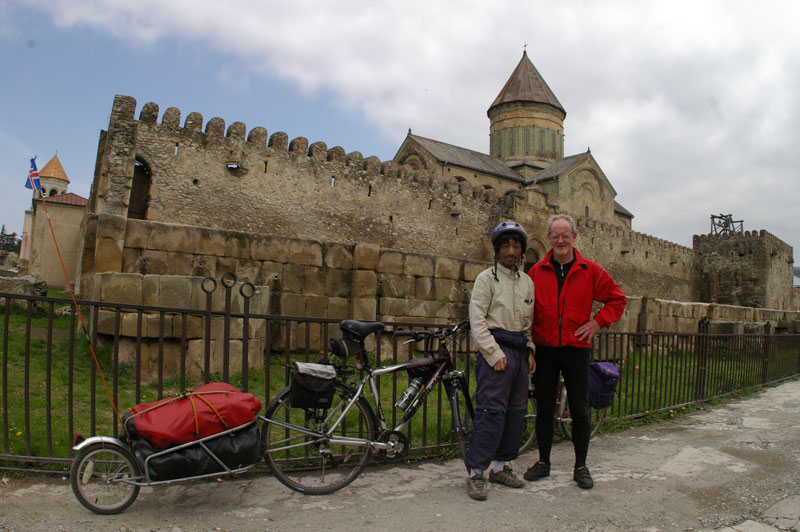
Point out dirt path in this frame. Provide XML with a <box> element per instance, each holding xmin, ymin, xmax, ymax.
<box><xmin>2</xmin><ymin>379</ymin><xmax>799</xmax><ymax>532</ymax></box>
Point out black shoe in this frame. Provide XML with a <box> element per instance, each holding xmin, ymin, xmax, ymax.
<box><xmin>573</xmin><ymin>465</ymin><xmax>594</xmax><ymax>489</ymax></box>
<box><xmin>523</xmin><ymin>461</ymin><xmax>550</xmax><ymax>481</ymax></box>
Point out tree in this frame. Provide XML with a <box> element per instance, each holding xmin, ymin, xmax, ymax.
<box><xmin>0</xmin><ymin>225</ymin><xmax>21</xmax><ymax>253</ymax></box>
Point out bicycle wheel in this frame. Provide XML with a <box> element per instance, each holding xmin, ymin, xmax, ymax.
<box><xmin>518</xmin><ymin>391</ymin><xmax>537</xmax><ymax>454</ymax></box>
<box><xmin>262</xmin><ymin>382</ymin><xmax>375</xmax><ymax>495</ymax></box>
<box><xmin>449</xmin><ymin>377</ymin><xmax>474</xmax><ymax>472</ymax></box>
<box><xmin>557</xmin><ymin>390</ymin><xmax>605</xmax><ymax>441</ymax></box>
<box><xmin>70</xmin><ymin>442</ymin><xmax>141</xmax><ymax>515</ymax></box>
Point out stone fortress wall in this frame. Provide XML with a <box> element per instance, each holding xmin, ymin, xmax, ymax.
<box><xmin>76</xmin><ymin>95</ymin><xmax>798</xmax><ymax>377</ymax></box>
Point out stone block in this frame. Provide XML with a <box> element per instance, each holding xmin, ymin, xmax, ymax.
<box><xmin>281</xmin><ymin>263</ymin><xmax>304</xmax><ymax>293</ymax></box>
<box><xmin>435</xmin><ymin>257</ymin><xmax>460</xmax><ymax>280</ymax></box>
<box><xmin>96</xmin><ymin>213</ymin><xmax>127</xmax><ymax>240</ymax></box>
<box><xmin>352</xmin><ymin>270</ymin><xmax>378</xmax><ymax>297</ymax></box>
<box><xmin>235</xmin><ymin>260</ymin><xmax>261</xmax><ymax>285</ymax></box>
<box><xmin>435</xmin><ymin>279</ymin><xmax>459</xmax><ymax>302</ymax></box>
<box><xmin>463</xmin><ymin>262</ymin><xmax>487</xmax><ymax>282</ymax></box>
<box><xmin>352</xmin><ymin>298</ymin><xmax>376</xmax><ymax>321</ymax></box>
<box><xmin>306</xmin><ymin>295</ymin><xmax>328</xmax><ymax>318</ymax></box>
<box><xmin>407</xmin><ymin>299</ymin><xmax>428</xmax><ymax>318</ymax></box>
<box><xmin>251</xmin><ymin>236</ymin><xmax>289</xmax><ymax>263</ymax></box>
<box><xmin>378</xmin><ymin>273</ymin><xmax>413</xmax><ymax>298</ymax></box>
<box><xmin>166</xmin><ymin>252</ymin><xmax>192</xmax><ymax>276</ymax></box>
<box><xmin>196</xmin><ymin>228</ymin><xmax>228</xmax><ymax>256</ymax></box>
<box><xmin>327</xmin><ymin>297</ymin><xmax>351</xmax><ymax>319</ymax></box>
<box><xmin>404</xmin><ymin>254</ymin><xmax>434</xmax><ymax>277</ymax></box>
<box><xmin>158</xmin><ymin>275</ymin><xmax>193</xmax><ymax>309</ymax></box>
<box><xmin>415</xmin><ymin>277</ymin><xmax>435</xmax><ymax>300</ymax></box>
<box><xmin>303</xmin><ymin>266</ymin><xmax>326</xmax><ymax>296</ymax></box>
<box><xmin>141</xmin><ymin>249</ymin><xmax>168</xmax><ymax>275</ymax></box>
<box><xmin>354</xmin><ymin>243</ymin><xmax>380</xmax><ymax>270</ymax></box>
<box><xmin>121</xmin><ymin>248</ymin><xmax>142</xmax><ymax>274</ymax></box>
<box><xmin>95</xmin><ymin>237</ymin><xmax>124</xmax><ymax>273</ymax></box>
<box><xmin>380</xmin><ymin>297</ymin><xmax>407</xmax><ymax>316</ymax></box>
<box><xmin>324</xmin><ymin>244</ymin><xmax>354</xmax><ymax>269</ymax></box>
<box><xmin>99</xmin><ymin>272</ymin><xmax>143</xmax><ymax>305</ymax></box>
<box><xmin>142</xmin><ymin>275</ymin><xmax>160</xmax><ymax>306</ymax></box>
<box><xmin>125</xmin><ymin>219</ymin><xmax>150</xmax><ymax>249</ymax></box>
<box><xmin>325</xmin><ymin>269</ymin><xmax>352</xmax><ymax>297</ymax></box>
<box><xmin>288</xmin><ymin>240</ymin><xmax>323</xmax><ymax>266</ymax></box>
<box><xmin>151</xmin><ymin>224</ymin><xmax>194</xmax><ymax>254</ymax></box>
<box><xmin>378</xmin><ymin>251</ymin><xmax>404</xmax><ymax>274</ymax></box>
<box><xmin>146</xmin><ymin>312</ymin><xmax>173</xmax><ymax>338</ymax></box>
<box><xmin>280</xmin><ymin>293</ymin><xmax>306</xmax><ymax>316</ymax></box>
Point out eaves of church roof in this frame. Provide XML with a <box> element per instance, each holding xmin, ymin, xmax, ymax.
<box><xmin>529</xmin><ymin>152</ymin><xmax>586</xmax><ymax>183</ymax></box>
<box><xmin>35</xmin><ymin>192</ymin><xmax>87</xmax><ymax>206</ymax></box>
<box><xmin>488</xmin><ymin>51</ymin><xmax>565</xmax><ymax>115</ymax></box>
<box><xmin>407</xmin><ymin>134</ymin><xmax>524</xmax><ymax>182</ymax></box>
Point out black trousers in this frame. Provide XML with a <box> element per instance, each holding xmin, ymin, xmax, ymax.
<box><xmin>533</xmin><ymin>345</ymin><xmax>591</xmax><ymax>467</ymax></box>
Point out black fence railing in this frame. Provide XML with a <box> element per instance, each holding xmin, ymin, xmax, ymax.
<box><xmin>2</xmin><ymin>278</ymin><xmax>799</xmax><ymax>472</ymax></box>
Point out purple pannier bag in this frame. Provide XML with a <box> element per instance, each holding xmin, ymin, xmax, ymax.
<box><xmin>588</xmin><ymin>361</ymin><xmax>619</xmax><ymax>409</ymax></box>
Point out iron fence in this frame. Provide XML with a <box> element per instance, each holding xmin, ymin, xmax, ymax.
<box><xmin>2</xmin><ymin>276</ymin><xmax>799</xmax><ymax>472</ymax></box>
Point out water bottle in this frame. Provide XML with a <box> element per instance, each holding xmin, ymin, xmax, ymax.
<box><xmin>395</xmin><ymin>377</ymin><xmax>424</xmax><ymax>411</ymax></box>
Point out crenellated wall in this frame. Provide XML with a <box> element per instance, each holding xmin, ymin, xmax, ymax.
<box><xmin>78</xmin><ymin>94</ymin><xmax>797</xmax><ymax>333</ymax></box>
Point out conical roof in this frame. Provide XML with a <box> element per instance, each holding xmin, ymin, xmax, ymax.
<box><xmin>39</xmin><ymin>154</ymin><xmax>70</xmax><ymax>183</ymax></box>
<box><xmin>488</xmin><ymin>51</ymin><xmax>565</xmax><ymax>114</ymax></box>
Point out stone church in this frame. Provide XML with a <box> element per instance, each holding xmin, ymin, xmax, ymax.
<box><xmin>18</xmin><ymin>154</ymin><xmax>88</xmax><ymax>287</ymax></box>
<box><xmin>393</xmin><ymin>51</ymin><xmax>633</xmax><ymax>238</ymax></box>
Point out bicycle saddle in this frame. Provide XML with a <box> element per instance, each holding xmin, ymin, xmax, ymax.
<box><xmin>339</xmin><ymin>320</ymin><xmax>385</xmax><ymax>340</ymax></box>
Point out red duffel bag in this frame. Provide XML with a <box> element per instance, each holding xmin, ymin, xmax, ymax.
<box><xmin>123</xmin><ymin>382</ymin><xmax>262</xmax><ymax>448</ymax></box>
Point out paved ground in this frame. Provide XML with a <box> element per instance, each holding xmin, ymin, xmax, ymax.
<box><xmin>1</xmin><ymin>379</ymin><xmax>799</xmax><ymax>532</ymax></box>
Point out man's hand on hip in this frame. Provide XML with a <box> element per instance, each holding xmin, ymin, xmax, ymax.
<box><xmin>575</xmin><ymin>319</ymin><xmax>600</xmax><ymax>343</ymax></box>
<box><xmin>492</xmin><ymin>357</ymin><xmax>507</xmax><ymax>371</ymax></box>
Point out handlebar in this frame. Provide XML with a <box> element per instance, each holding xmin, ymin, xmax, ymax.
<box><xmin>393</xmin><ymin>318</ymin><xmax>470</xmax><ymax>344</ymax></box>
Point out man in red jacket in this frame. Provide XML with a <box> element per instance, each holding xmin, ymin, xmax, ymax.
<box><xmin>524</xmin><ymin>214</ymin><xmax>626</xmax><ymax>489</ymax></box>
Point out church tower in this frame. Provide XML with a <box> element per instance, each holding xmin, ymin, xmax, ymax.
<box><xmin>37</xmin><ymin>154</ymin><xmax>70</xmax><ymax>197</ymax></box>
<box><xmin>488</xmin><ymin>51</ymin><xmax>566</xmax><ymax>178</ymax></box>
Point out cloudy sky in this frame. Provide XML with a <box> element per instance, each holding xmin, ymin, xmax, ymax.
<box><xmin>2</xmin><ymin>0</ymin><xmax>799</xmax><ymax>266</ymax></box>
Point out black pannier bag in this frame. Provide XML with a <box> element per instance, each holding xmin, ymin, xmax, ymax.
<box><xmin>290</xmin><ymin>362</ymin><xmax>337</xmax><ymax>409</ymax></box>
<box><xmin>130</xmin><ymin>420</ymin><xmax>261</xmax><ymax>481</ymax></box>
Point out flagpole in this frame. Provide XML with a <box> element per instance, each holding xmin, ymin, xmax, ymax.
<box><xmin>27</xmin><ymin>158</ymin><xmax>124</xmax><ymax>429</ymax></box>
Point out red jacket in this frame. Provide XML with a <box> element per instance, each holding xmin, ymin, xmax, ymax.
<box><xmin>528</xmin><ymin>248</ymin><xmax>627</xmax><ymax>348</ymax></box>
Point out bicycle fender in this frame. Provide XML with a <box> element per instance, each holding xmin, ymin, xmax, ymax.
<box><xmin>72</xmin><ymin>435</ymin><xmax>129</xmax><ymax>453</ymax></box>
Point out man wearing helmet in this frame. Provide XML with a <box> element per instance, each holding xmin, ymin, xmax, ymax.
<box><xmin>465</xmin><ymin>221</ymin><xmax>535</xmax><ymax>501</ymax></box>
<box><xmin>524</xmin><ymin>214</ymin><xmax>626</xmax><ymax>490</ymax></box>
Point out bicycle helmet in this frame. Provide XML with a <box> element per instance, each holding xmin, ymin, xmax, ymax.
<box><xmin>491</xmin><ymin>221</ymin><xmax>527</xmax><ymax>254</ymax></box>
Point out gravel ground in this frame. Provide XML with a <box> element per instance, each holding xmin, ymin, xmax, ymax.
<box><xmin>2</xmin><ymin>379</ymin><xmax>799</xmax><ymax>532</ymax></box>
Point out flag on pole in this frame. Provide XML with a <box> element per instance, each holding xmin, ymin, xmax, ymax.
<box><xmin>25</xmin><ymin>157</ymin><xmax>41</xmax><ymax>190</ymax></box>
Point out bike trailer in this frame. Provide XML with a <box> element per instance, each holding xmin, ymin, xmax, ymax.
<box><xmin>132</xmin><ymin>420</ymin><xmax>261</xmax><ymax>481</ymax></box>
<box><xmin>290</xmin><ymin>362</ymin><xmax>336</xmax><ymax>409</ymax></box>
<box><xmin>588</xmin><ymin>361</ymin><xmax>620</xmax><ymax>409</ymax></box>
<box><xmin>123</xmin><ymin>382</ymin><xmax>262</xmax><ymax>448</ymax></box>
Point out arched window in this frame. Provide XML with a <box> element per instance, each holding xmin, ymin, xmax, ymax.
<box><xmin>128</xmin><ymin>159</ymin><xmax>152</xmax><ymax>220</ymax></box>
<box><xmin>48</xmin><ymin>189</ymin><xmax>58</xmax><ymax>197</ymax></box>
<box><xmin>585</xmin><ymin>206</ymin><xmax>589</xmax><ymax>217</ymax></box>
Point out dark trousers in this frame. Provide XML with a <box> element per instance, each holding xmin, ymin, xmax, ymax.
<box><xmin>466</xmin><ymin>340</ymin><xmax>529</xmax><ymax>472</ymax></box>
<box><xmin>533</xmin><ymin>345</ymin><xmax>591</xmax><ymax>467</ymax></box>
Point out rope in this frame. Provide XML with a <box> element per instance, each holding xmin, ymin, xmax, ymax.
<box><xmin>126</xmin><ymin>389</ymin><xmax>233</xmax><ymax>440</ymax></box>
<box><xmin>30</xmin><ymin>181</ymin><xmax>124</xmax><ymax>429</ymax></box>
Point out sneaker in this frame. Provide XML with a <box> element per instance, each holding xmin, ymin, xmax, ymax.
<box><xmin>523</xmin><ymin>461</ymin><xmax>551</xmax><ymax>481</ymax></box>
<box><xmin>573</xmin><ymin>465</ymin><xmax>594</xmax><ymax>489</ymax></box>
<box><xmin>488</xmin><ymin>465</ymin><xmax>525</xmax><ymax>488</ymax></box>
<box><xmin>466</xmin><ymin>474</ymin><xmax>487</xmax><ymax>501</ymax></box>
